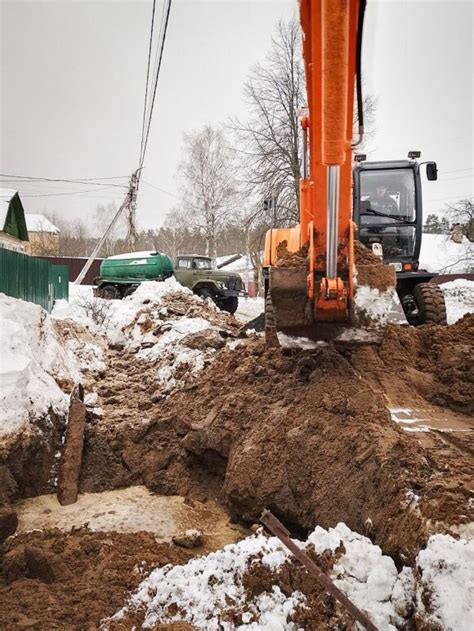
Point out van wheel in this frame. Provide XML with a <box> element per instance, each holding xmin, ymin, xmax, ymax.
<box><xmin>97</xmin><ymin>285</ymin><xmax>121</xmax><ymax>300</ymax></box>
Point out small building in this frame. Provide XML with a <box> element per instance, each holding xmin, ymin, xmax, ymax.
<box><xmin>25</xmin><ymin>213</ymin><xmax>60</xmax><ymax>255</ymax></box>
<box><xmin>0</xmin><ymin>189</ymin><xmax>29</xmax><ymax>252</ymax></box>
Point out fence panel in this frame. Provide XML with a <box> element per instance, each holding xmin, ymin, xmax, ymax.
<box><xmin>0</xmin><ymin>247</ymin><xmax>69</xmax><ymax>311</ymax></box>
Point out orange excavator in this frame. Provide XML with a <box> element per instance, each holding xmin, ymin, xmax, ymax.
<box><xmin>263</xmin><ymin>0</ymin><xmax>447</xmax><ymax>337</ymax></box>
<box><xmin>264</xmin><ymin>0</ymin><xmax>364</xmax><ymax>334</ymax></box>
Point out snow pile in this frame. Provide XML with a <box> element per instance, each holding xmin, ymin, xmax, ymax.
<box><xmin>416</xmin><ymin>534</ymin><xmax>474</xmax><ymax>631</ymax></box>
<box><xmin>420</xmin><ymin>234</ymin><xmax>473</xmax><ymax>273</ymax></box>
<box><xmin>440</xmin><ymin>279</ymin><xmax>474</xmax><ymax>323</ymax></box>
<box><xmin>107</xmin><ymin>523</ymin><xmax>415</xmax><ymax>630</ymax></box>
<box><xmin>308</xmin><ymin>523</ymin><xmax>412</xmax><ymax>629</ymax></box>
<box><xmin>0</xmin><ymin>294</ymin><xmax>79</xmax><ymax>437</ymax></box>
<box><xmin>53</xmin><ymin>279</ymin><xmax>236</xmax><ymax>392</ymax></box>
<box><xmin>353</xmin><ymin>285</ymin><xmax>406</xmax><ymax>327</ymax></box>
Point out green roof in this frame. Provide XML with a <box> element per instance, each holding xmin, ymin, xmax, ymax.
<box><xmin>0</xmin><ymin>190</ymin><xmax>29</xmax><ymax>241</ymax></box>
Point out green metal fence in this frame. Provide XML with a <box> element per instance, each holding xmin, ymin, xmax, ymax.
<box><xmin>0</xmin><ymin>247</ymin><xmax>69</xmax><ymax>312</ymax></box>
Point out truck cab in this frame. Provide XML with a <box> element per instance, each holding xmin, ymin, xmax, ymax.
<box><xmin>174</xmin><ymin>255</ymin><xmax>244</xmax><ymax>314</ymax></box>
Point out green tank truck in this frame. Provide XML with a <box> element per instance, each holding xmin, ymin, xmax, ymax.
<box><xmin>94</xmin><ymin>251</ymin><xmax>244</xmax><ymax>314</ymax></box>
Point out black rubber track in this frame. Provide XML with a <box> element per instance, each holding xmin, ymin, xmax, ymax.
<box><xmin>413</xmin><ymin>282</ymin><xmax>447</xmax><ymax>325</ymax></box>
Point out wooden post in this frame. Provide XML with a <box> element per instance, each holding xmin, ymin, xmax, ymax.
<box><xmin>57</xmin><ymin>384</ymin><xmax>86</xmax><ymax>506</ymax></box>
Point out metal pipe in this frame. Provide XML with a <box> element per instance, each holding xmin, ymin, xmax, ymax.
<box><xmin>302</xmin><ymin>126</ymin><xmax>308</xmax><ymax>179</ymax></box>
<box><xmin>326</xmin><ymin>165</ymin><xmax>340</xmax><ymax>279</ymax></box>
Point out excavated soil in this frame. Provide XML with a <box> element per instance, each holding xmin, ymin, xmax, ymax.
<box><xmin>0</xmin><ymin>527</ymin><xmax>193</xmax><ymax>630</ymax></box>
<box><xmin>107</xmin><ymin>544</ymin><xmax>352</xmax><ymax>631</ymax></box>
<box><xmin>354</xmin><ymin>241</ymin><xmax>397</xmax><ymax>292</ymax></box>
<box><xmin>1</xmin><ymin>293</ymin><xmax>472</xmax><ymax>628</ymax></box>
<box><xmin>78</xmin><ymin>314</ymin><xmax>473</xmax><ymax>564</ymax></box>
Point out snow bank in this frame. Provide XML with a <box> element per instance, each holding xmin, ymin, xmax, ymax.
<box><xmin>107</xmin><ymin>523</ymin><xmax>414</xmax><ymax>630</ymax></box>
<box><xmin>420</xmin><ymin>234</ymin><xmax>473</xmax><ymax>273</ymax></box>
<box><xmin>0</xmin><ymin>294</ymin><xmax>78</xmax><ymax>437</ymax></box>
<box><xmin>53</xmin><ymin>279</ymin><xmax>235</xmax><ymax>393</ymax></box>
<box><xmin>440</xmin><ymin>279</ymin><xmax>474</xmax><ymax>323</ymax></box>
<box><xmin>416</xmin><ymin>534</ymin><xmax>474</xmax><ymax>631</ymax></box>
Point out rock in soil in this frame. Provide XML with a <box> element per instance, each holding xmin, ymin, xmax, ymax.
<box><xmin>172</xmin><ymin>529</ymin><xmax>204</xmax><ymax>548</ymax></box>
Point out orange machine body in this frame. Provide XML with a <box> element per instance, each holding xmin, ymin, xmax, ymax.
<box><xmin>264</xmin><ymin>0</ymin><xmax>360</xmax><ymax>322</ymax></box>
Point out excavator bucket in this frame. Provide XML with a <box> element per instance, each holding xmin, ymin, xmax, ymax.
<box><xmin>269</xmin><ymin>266</ymin><xmax>311</xmax><ymax>329</ymax></box>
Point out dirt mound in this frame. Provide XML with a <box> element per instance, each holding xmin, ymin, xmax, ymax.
<box><xmin>0</xmin><ymin>527</ymin><xmax>192</xmax><ymax>630</ymax></box>
<box><xmin>373</xmin><ymin>313</ymin><xmax>474</xmax><ymax>414</ymax></box>
<box><xmin>355</xmin><ymin>241</ymin><xmax>396</xmax><ymax>293</ymax></box>
<box><xmin>275</xmin><ymin>242</ymin><xmax>309</xmax><ymax>268</ymax></box>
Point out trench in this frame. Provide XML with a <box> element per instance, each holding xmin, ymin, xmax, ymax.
<box><xmin>1</xmin><ymin>314</ymin><xmax>473</xmax><ymax>629</ymax></box>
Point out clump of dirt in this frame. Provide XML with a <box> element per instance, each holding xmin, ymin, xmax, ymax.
<box><xmin>355</xmin><ymin>241</ymin><xmax>396</xmax><ymax>292</ymax></box>
<box><xmin>0</xmin><ymin>527</ymin><xmax>193</xmax><ymax>630</ymax></box>
<box><xmin>275</xmin><ymin>242</ymin><xmax>309</xmax><ymax>268</ymax></box>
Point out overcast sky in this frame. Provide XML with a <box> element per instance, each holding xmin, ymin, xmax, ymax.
<box><xmin>1</xmin><ymin>0</ymin><xmax>472</xmax><ymax>233</ymax></box>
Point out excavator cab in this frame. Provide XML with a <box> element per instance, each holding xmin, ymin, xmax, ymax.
<box><xmin>353</xmin><ymin>156</ymin><xmax>436</xmax><ymax>271</ymax></box>
<box><xmin>353</xmin><ymin>156</ymin><xmax>447</xmax><ymax>325</ymax></box>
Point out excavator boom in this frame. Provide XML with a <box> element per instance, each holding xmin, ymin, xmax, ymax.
<box><xmin>264</xmin><ymin>0</ymin><xmax>364</xmax><ymax>332</ymax></box>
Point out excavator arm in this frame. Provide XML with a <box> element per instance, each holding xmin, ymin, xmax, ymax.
<box><xmin>264</xmin><ymin>0</ymin><xmax>364</xmax><ymax>331</ymax></box>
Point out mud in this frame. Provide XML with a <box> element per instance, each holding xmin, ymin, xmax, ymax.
<box><xmin>0</xmin><ymin>527</ymin><xmax>193</xmax><ymax>630</ymax></box>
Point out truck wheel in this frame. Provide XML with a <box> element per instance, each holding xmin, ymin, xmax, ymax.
<box><xmin>222</xmin><ymin>296</ymin><xmax>238</xmax><ymax>314</ymax></box>
<box><xmin>196</xmin><ymin>287</ymin><xmax>217</xmax><ymax>304</ymax></box>
<box><xmin>97</xmin><ymin>285</ymin><xmax>121</xmax><ymax>300</ymax></box>
<box><xmin>123</xmin><ymin>286</ymin><xmax>137</xmax><ymax>298</ymax></box>
<box><xmin>413</xmin><ymin>283</ymin><xmax>447</xmax><ymax>325</ymax></box>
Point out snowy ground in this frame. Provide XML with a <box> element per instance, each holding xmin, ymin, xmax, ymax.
<box><xmin>105</xmin><ymin>523</ymin><xmax>473</xmax><ymax>631</ymax></box>
<box><xmin>235</xmin><ymin>296</ymin><xmax>265</xmax><ymax>323</ymax></box>
<box><xmin>440</xmin><ymin>279</ymin><xmax>474</xmax><ymax>323</ymax></box>
<box><xmin>420</xmin><ymin>234</ymin><xmax>473</xmax><ymax>274</ymax></box>
<box><xmin>0</xmin><ymin>293</ymin><xmax>79</xmax><ymax>437</ymax></box>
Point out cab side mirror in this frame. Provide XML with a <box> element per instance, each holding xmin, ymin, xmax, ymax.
<box><xmin>426</xmin><ymin>162</ymin><xmax>438</xmax><ymax>181</ymax></box>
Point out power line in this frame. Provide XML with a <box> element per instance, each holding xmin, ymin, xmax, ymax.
<box><xmin>19</xmin><ymin>186</ymin><xmax>122</xmax><ymax>198</ymax></box>
<box><xmin>139</xmin><ymin>0</ymin><xmax>158</xmax><ymax>166</ymax></box>
<box><xmin>139</xmin><ymin>0</ymin><xmax>172</xmax><ymax>169</ymax></box>
<box><xmin>0</xmin><ymin>173</ymin><xmax>128</xmax><ymax>188</ymax></box>
<box><xmin>142</xmin><ymin>179</ymin><xmax>179</xmax><ymax>198</ymax></box>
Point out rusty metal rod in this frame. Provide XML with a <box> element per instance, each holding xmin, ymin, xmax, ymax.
<box><xmin>260</xmin><ymin>510</ymin><xmax>378</xmax><ymax>631</ymax></box>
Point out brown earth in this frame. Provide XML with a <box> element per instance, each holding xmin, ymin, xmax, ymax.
<box><xmin>0</xmin><ymin>527</ymin><xmax>193</xmax><ymax>630</ymax></box>
<box><xmin>275</xmin><ymin>242</ymin><xmax>309</xmax><ymax>268</ymax></box>
<box><xmin>78</xmin><ymin>315</ymin><xmax>473</xmax><ymax>564</ymax></box>
<box><xmin>355</xmin><ymin>241</ymin><xmax>397</xmax><ymax>292</ymax></box>
<box><xmin>1</xmin><ymin>296</ymin><xmax>472</xmax><ymax>628</ymax></box>
<box><xmin>107</xmin><ymin>542</ymin><xmax>353</xmax><ymax>630</ymax></box>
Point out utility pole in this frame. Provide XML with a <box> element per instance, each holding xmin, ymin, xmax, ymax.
<box><xmin>74</xmin><ymin>170</ymin><xmax>140</xmax><ymax>286</ymax></box>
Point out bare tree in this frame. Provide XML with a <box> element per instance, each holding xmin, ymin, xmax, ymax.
<box><xmin>232</xmin><ymin>18</ymin><xmax>305</xmax><ymax>226</ymax></box>
<box><xmin>232</xmin><ymin>18</ymin><xmax>377</xmax><ymax>228</ymax></box>
<box><xmin>446</xmin><ymin>199</ymin><xmax>474</xmax><ymax>242</ymax></box>
<box><xmin>177</xmin><ymin>125</ymin><xmax>240</xmax><ymax>259</ymax></box>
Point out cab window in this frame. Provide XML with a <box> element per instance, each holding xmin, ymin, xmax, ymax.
<box><xmin>177</xmin><ymin>258</ymin><xmax>192</xmax><ymax>269</ymax></box>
